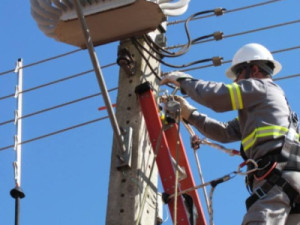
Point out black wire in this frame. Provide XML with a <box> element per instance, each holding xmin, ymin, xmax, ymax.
<box><xmin>0</xmin><ymin>49</ymin><xmax>82</xmax><ymax>76</ymax></box>
<box><xmin>0</xmin><ymin>88</ymin><xmax>118</xmax><ymax>127</ymax></box>
<box><xmin>131</xmin><ymin>38</ymin><xmax>162</xmax><ymax>81</ymax></box>
<box><xmin>133</xmin><ymin>37</ymin><xmax>215</xmax><ymax>69</ymax></box>
<box><xmin>0</xmin><ymin>116</ymin><xmax>109</xmax><ymax>151</ymax></box>
<box><xmin>167</xmin><ymin>0</ymin><xmax>282</xmax><ymax>26</ymax></box>
<box><xmin>143</xmin><ymin>10</ymin><xmax>217</xmax><ymax>59</ymax></box>
<box><xmin>167</xmin><ymin>19</ymin><xmax>300</xmax><ymax>50</ymax></box>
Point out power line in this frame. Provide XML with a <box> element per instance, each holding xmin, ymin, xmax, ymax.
<box><xmin>0</xmin><ymin>49</ymin><xmax>82</xmax><ymax>76</ymax></box>
<box><xmin>166</xmin><ymin>19</ymin><xmax>300</xmax><ymax>50</ymax></box>
<box><xmin>0</xmin><ymin>71</ymin><xmax>299</xmax><ymax>151</ymax></box>
<box><xmin>0</xmin><ymin>45</ymin><xmax>298</xmax><ymax>127</ymax></box>
<box><xmin>181</xmin><ymin>45</ymin><xmax>300</xmax><ymax>72</ymax></box>
<box><xmin>167</xmin><ymin>0</ymin><xmax>283</xmax><ymax>25</ymax></box>
<box><xmin>274</xmin><ymin>73</ymin><xmax>300</xmax><ymax>81</ymax></box>
<box><xmin>0</xmin><ymin>0</ymin><xmax>286</xmax><ymax>77</ymax></box>
<box><xmin>0</xmin><ymin>116</ymin><xmax>109</xmax><ymax>151</ymax></box>
<box><xmin>0</xmin><ymin>1</ymin><xmax>283</xmax><ymax>77</ymax></box>
<box><xmin>0</xmin><ymin>87</ymin><xmax>118</xmax><ymax>127</ymax></box>
<box><xmin>0</xmin><ymin>63</ymin><xmax>117</xmax><ymax>101</ymax></box>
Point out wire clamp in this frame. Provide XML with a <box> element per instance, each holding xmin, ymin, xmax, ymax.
<box><xmin>214</xmin><ymin>8</ymin><xmax>226</xmax><ymax>16</ymax></box>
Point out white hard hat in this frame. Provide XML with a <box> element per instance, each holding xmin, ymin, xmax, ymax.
<box><xmin>226</xmin><ymin>43</ymin><xmax>282</xmax><ymax>80</ymax></box>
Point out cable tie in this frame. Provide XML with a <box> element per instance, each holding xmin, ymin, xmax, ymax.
<box><xmin>214</xmin><ymin>7</ymin><xmax>226</xmax><ymax>16</ymax></box>
<box><xmin>213</xmin><ymin>31</ymin><xmax>224</xmax><ymax>41</ymax></box>
<box><xmin>212</xmin><ymin>57</ymin><xmax>223</xmax><ymax>67</ymax></box>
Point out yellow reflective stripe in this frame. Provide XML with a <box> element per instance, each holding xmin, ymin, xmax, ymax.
<box><xmin>242</xmin><ymin>126</ymin><xmax>288</xmax><ymax>151</ymax></box>
<box><xmin>234</xmin><ymin>83</ymin><xmax>244</xmax><ymax>109</ymax></box>
<box><xmin>226</xmin><ymin>84</ymin><xmax>236</xmax><ymax>110</ymax></box>
<box><xmin>226</xmin><ymin>83</ymin><xmax>243</xmax><ymax>110</ymax></box>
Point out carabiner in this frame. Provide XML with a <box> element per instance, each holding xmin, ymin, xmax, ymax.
<box><xmin>236</xmin><ymin>159</ymin><xmax>258</xmax><ymax>175</ymax></box>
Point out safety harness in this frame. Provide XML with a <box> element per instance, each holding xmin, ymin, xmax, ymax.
<box><xmin>244</xmin><ymin>112</ymin><xmax>300</xmax><ymax>213</ymax></box>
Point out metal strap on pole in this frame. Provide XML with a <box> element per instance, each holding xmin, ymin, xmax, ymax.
<box><xmin>11</xmin><ymin>58</ymin><xmax>25</xmax><ymax>225</ymax></box>
<box><xmin>72</xmin><ymin>0</ymin><xmax>126</xmax><ymax>154</ymax></box>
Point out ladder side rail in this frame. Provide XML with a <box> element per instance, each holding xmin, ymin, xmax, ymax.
<box><xmin>165</xmin><ymin>125</ymin><xmax>207</xmax><ymax>225</ymax></box>
<box><xmin>136</xmin><ymin>84</ymin><xmax>191</xmax><ymax>225</ymax></box>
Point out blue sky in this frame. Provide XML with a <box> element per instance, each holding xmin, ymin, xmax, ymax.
<box><xmin>1</xmin><ymin>1</ymin><xmax>300</xmax><ymax>225</ymax></box>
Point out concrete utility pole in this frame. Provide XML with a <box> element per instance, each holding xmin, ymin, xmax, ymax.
<box><xmin>106</xmin><ymin>30</ymin><xmax>164</xmax><ymax>225</ymax></box>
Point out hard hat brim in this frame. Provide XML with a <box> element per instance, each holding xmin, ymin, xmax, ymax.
<box><xmin>226</xmin><ymin>59</ymin><xmax>282</xmax><ymax>80</ymax></box>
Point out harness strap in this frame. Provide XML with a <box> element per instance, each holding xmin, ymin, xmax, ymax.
<box><xmin>246</xmin><ymin>169</ymin><xmax>300</xmax><ymax>211</ymax></box>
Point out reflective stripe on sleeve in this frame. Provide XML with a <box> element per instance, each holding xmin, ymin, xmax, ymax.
<box><xmin>226</xmin><ymin>83</ymin><xmax>243</xmax><ymax>110</ymax></box>
<box><xmin>242</xmin><ymin>126</ymin><xmax>288</xmax><ymax>151</ymax></box>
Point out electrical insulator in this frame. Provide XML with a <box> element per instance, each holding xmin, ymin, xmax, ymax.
<box><xmin>30</xmin><ymin>0</ymin><xmax>166</xmax><ymax>48</ymax></box>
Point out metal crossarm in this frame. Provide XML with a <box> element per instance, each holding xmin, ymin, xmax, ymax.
<box><xmin>135</xmin><ymin>82</ymin><xmax>207</xmax><ymax>225</ymax></box>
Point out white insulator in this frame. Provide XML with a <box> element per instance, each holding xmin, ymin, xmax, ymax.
<box><xmin>159</xmin><ymin>0</ymin><xmax>189</xmax><ymax>10</ymax></box>
<box><xmin>31</xmin><ymin>10</ymin><xmax>57</xmax><ymax>25</ymax></box>
<box><xmin>31</xmin><ymin>0</ymin><xmax>62</xmax><ymax>38</ymax></box>
<box><xmin>162</xmin><ymin>4</ymin><xmax>188</xmax><ymax>16</ymax></box>
<box><xmin>31</xmin><ymin>0</ymin><xmax>165</xmax><ymax>47</ymax></box>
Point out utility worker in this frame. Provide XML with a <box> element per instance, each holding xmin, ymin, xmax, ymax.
<box><xmin>160</xmin><ymin>43</ymin><xmax>300</xmax><ymax>225</ymax></box>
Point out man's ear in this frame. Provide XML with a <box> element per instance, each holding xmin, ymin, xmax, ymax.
<box><xmin>251</xmin><ymin>65</ymin><xmax>260</xmax><ymax>76</ymax></box>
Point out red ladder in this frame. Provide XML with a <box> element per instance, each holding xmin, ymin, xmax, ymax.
<box><xmin>135</xmin><ymin>82</ymin><xmax>207</xmax><ymax>225</ymax></box>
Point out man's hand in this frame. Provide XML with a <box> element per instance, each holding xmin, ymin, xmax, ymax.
<box><xmin>160</xmin><ymin>95</ymin><xmax>196</xmax><ymax>121</ymax></box>
<box><xmin>174</xmin><ymin>96</ymin><xmax>197</xmax><ymax>121</ymax></box>
<box><xmin>160</xmin><ymin>71</ymin><xmax>192</xmax><ymax>87</ymax></box>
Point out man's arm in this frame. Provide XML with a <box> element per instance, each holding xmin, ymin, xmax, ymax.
<box><xmin>188</xmin><ymin>112</ymin><xmax>241</xmax><ymax>143</ymax></box>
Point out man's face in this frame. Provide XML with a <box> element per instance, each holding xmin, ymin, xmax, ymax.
<box><xmin>234</xmin><ymin>69</ymin><xmax>246</xmax><ymax>82</ymax></box>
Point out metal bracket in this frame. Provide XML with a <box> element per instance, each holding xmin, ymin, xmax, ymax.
<box><xmin>117</xmin><ymin>127</ymin><xmax>133</xmax><ymax>169</ymax></box>
<box><xmin>117</xmin><ymin>48</ymin><xmax>136</xmax><ymax>76</ymax></box>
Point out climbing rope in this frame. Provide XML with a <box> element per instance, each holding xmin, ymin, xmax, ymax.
<box><xmin>165</xmin><ymin>159</ymin><xmax>258</xmax><ymax>225</ymax></box>
<box><xmin>182</xmin><ymin>121</ymin><xmax>211</xmax><ymax>216</ymax></box>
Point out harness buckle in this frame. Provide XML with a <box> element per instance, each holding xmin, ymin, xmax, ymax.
<box><xmin>253</xmin><ymin>186</ymin><xmax>267</xmax><ymax>199</ymax></box>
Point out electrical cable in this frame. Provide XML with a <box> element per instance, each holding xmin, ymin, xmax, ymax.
<box><xmin>133</xmin><ymin>37</ymin><xmax>215</xmax><ymax>69</ymax></box>
<box><xmin>0</xmin><ymin>45</ymin><xmax>298</xmax><ymax>128</ymax></box>
<box><xmin>0</xmin><ymin>71</ymin><xmax>298</xmax><ymax>150</ymax></box>
<box><xmin>167</xmin><ymin>0</ymin><xmax>283</xmax><ymax>26</ymax></box>
<box><xmin>274</xmin><ymin>73</ymin><xmax>300</xmax><ymax>81</ymax></box>
<box><xmin>166</xmin><ymin>19</ymin><xmax>300</xmax><ymax>50</ymax></box>
<box><xmin>0</xmin><ymin>49</ymin><xmax>82</xmax><ymax>76</ymax></box>
<box><xmin>0</xmin><ymin>62</ymin><xmax>116</xmax><ymax>101</ymax></box>
<box><xmin>0</xmin><ymin>0</ymin><xmax>286</xmax><ymax>76</ymax></box>
<box><xmin>143</xmin><ymin>32</ymin><xmax>216</xmax><ymax>59</ymax></box>
<box><xmin>143</xmin><ymin>10</ymin><xmax>218</xmax><ymax>59</ymax></box>
<box><xmin>131</xmin><ymin>38</ymin><xmax>162</xmax><ymax>81</ymax></box>
<box><xmin>0</xmin><ymin>50</ymin><xmax>299</xmax><ymax>128</ymax></box>
<box><xmin>0</xmin><ymin>116</ymin><xmax>109</xmax><ymax>151</ymax></box>
<box><xmin>0</xmin><ymin>87</ymin><xmax>118</xmax><ymax>127</ymax></box>
<box><xmin>180</xmin><ymin>46</ymin><xmax>300</xmax><ymax>73</ymax></box>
